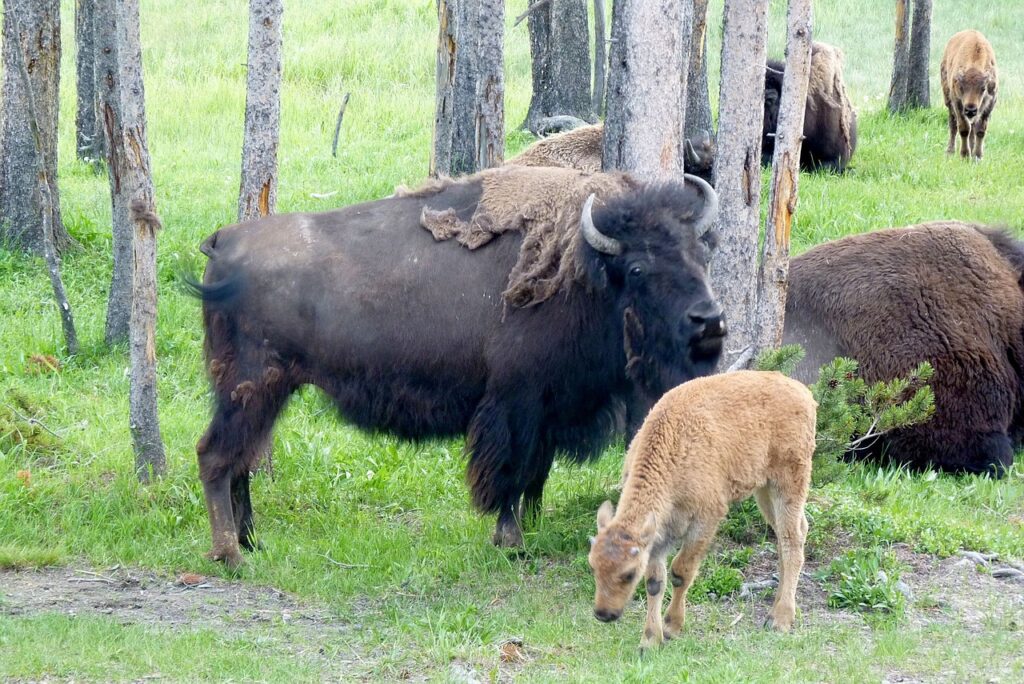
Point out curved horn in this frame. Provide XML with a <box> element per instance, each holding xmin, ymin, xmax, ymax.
<box><xmin>685</xmin><ymin>138</ymin><xmax>701</xmax><ymax>166</ymax></box>
<box><xmin>580</xmin><ymin>193</ymin><xmax>622</xmax><ymax>255</ymax></box>
<box><xmin>683</xmin><ymin>173</ymin><xmax>719</xmax><ymax>235</ymax></box>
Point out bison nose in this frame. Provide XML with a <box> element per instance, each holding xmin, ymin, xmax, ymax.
<box><xmin>964</xmin><ymin>104</ymin><xmax>978</xmax><ymax>118</ymax></box>
<box><xmin>594</xmin><ymin>607</ymin><xmax>621</xmax><ymax>623</ymax></box>
<box><xmin>688</xmin><ymin>302</ymin><xmax>727</xmax><ymax>338</ymax></box>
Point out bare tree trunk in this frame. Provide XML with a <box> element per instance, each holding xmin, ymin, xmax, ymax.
<box><xmin>710</xmin><ymin>0</ymin><xmax>768</xmax><ymax>368</ymax></box>
<box><xmin>906</xmin><ymin>0</ymin><xmax>931</xmax><ymax>108</ymax></box>
<box><xmin>129</xmin><ymin>201</ymin><xmax>165</xmax><ymax>481</ymax></box>
<box><xmin>0</xmin><ymin>0</ymin><xmax>69</xmax><ymax>256</ymax></box>
<box><xmin>685</xmin><ymin>0</ymin><xmax>713</xmax><ymax>140</ymax></box>
<box><xmin>430</xmin><ymin>0</ymin><xmax>478</xmax><ymax>177</ymax></box>
<box><xmin>11</xmin><ymin>9</ymin><xmax>78</xmax><ymax>355</ymax></box>
<box><xmin>523</xmin><ymin>0</ymin><xmax>592</xmax><ymax>133</ymax></box>
<box><xmin>238</xmin><ymin>0</ymin><xmax>282</xmax><ymax>223</ymax></box>
<box><xmin>592</xmin><ymin>0</ymin><xmax>606</xmax><ymax>117</ymax></box>
<box><xmin>887</xmin><ymin>0</ymin><xmax>910</xmax><ymax>112</ymax></box>
<box><xmin>473</xmin><ymin>0</ymin><xmax>505</xmax><ymax>169</ymax></box>
<box><xmin>602</xmin><ymin>0</ymin><xmax>692</xmax><ymax>180</ymax></box>
<box><xmin>75</xmin><ymin>0</ymin><xmax>103</xmax><ymax>162</ymax></box>
<box><xmin>431</xmin><ymin>0</ymin><xmax>504</xmax><ymax>176</ymax></box>
<box><xmin>753</xmin><ymin>0</ymin><xmax>813</xmax><ymax>358</ymax></box>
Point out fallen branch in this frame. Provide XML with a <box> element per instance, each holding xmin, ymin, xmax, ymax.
<box><xmin>726</xmin><ymin>346</ymin><xmax>755</xmax><ymax>372</ymax></box>
<box><xmin>3</xmin><ymin>403</ymin><xmax>62</xmax><ymax>439</ymax></box>
<box><xmin>331</xmin><ymin>92</ymin><xmax>351</xmax><ymax>158</ymax></box>
<box><xmin>320</xmin><ymin>553</ymin><xmax>369</xmax><ymax>569</ymax></box>
<box><xmin>513</xmin><ymin>0</ymin><xmax>553</xmax><ymax>28</ymax></box>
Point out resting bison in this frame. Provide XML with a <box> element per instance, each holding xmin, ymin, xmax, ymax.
<box><xmin>763</xmin><ymin>42</ymin><xmax>858</xmax><ymax>173</ymax></box>
<box><xmin>505</xmin><ymin>123</ymin><xmax>716</xmax><ymax>182</ymax></box>
<box><xmin>783</xmin><ymin>221</ymin><xmax>1024</xmax><ymax>475</ymax></box>
<box><xmin>941</xmin><ymin>30</ymin><xmax>998</xmax><ymax>160</ymax></box>
<box><xmin>191</xmin><ymin>165</ymin><xmax>725</xmax><ymax>565</ymax></box>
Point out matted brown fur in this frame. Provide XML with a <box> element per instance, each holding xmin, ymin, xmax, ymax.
<box><xmin>504</xmin><ymin>124</ymin><xmax>604</xmax><ymax>173</ymax></box>
<box><xmin>807</xmin><ymin>42</ymin><xmax>856</xmax><ymax>162</ymax></box>
<box><xmin>588</xmin><ymin>371</ymin><xmax>816</xmax><ymax>651</ymax></box>
<box><xmin>405</xmin><ymin>165</ymin><xmax>641</xmax><ymax>308</ymax></box>
<box><xmin>941</xmin><ymin>30</ymin><xmax>998</xmax><ymax>159</ymax></box>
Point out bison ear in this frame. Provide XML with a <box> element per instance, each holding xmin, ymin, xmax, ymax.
<box><xmin>597</xmin><ymin>500</ymin><xmax>615</xmax><ymax>530</ymax></box>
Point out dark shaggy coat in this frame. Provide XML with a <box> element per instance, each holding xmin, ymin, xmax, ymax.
<box><xmin>783</xmin><ymin>221</ymin><xmax>1024</xmax><ymax>475</ymax></box>
<box><xmin>763</xmin><ymin>42</ymin><xmax>858</xmax><ymax>173</ymax></box>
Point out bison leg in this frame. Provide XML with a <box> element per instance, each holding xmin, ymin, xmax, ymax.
<box><xmin>946</xmin><ymin>108</ymin><xmax>958</xmax><ymax>155</ymax></box>
<box><xmin>765</xmin><ymin>486</ymin><xmax>808</xmax><ymax>633</ymax></box>
<box><xmin>521</xmin><ymin>447</ymin><xmax>555</xmax><ymax>524</ymax></box>
<box><xmin>958</xmin><ymin>120</ymin><xmax>971</xmax><ymax>158</ymax></box>
<box><xmin>202</xmin><ymin>473</ymin><xmax>244</xmax><ymax>569</ymax></box>
<box><xmin>231</xmin><ymin>469</ymin><xmax>258</xmax><ymax>551</ymax></box>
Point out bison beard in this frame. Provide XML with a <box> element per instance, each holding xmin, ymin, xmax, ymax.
<box><xmin>191</xmin><ymin>166</ymin><xmax>724</xmax><ymax>564</ymax></box>
<box><xmin>784</xmin><ymin>221</ymin><xmax>1024</xmax><ymax>476</ymax></box>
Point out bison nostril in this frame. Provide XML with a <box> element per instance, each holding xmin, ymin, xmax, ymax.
<box><xmin>690</xmin><ymin>313</ymin><xmax>726</xmax><ymax>338</ymax></box>
<box><xmin>594</xmin><ymin>608</ymin><xmax>620</xmax><ymax>623</ymax></box>
<box><xmin>965</xmin><ymin>106</ymin><xmax>978</xmax><ymax>117</ymax></box>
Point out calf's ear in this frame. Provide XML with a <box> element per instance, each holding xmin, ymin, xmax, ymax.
<box><xmin>597</xmin><ymin>500</ymin><xmax>615</xmax><ymax>530</ymax></box>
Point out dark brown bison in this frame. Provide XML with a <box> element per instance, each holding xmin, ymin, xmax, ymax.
<box><xmin>505</xmin><ymin>123</ymin><xmax>716</xmax><ymax>182</ymax></box>
<box><xmin>783</xmin><ymin>221</ymin><xmax>1024</xmax><ymax>475</ymax></box>
<box><xmin>190</xmin><ymin>165</ymin><xmax>726</xmax><ymax>566</ymax></box>
<box><xmin>941</xmin><ymin>30</ymin><xmax>998</xmax><ymax>160</ymax></box>
<box><xmin>763</xmin><ymin>42</ymin><xmax>858</xmax><ymax>173</ymax></box>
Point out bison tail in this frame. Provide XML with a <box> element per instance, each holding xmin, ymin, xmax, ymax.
<box><xmin>180</xmin><ymin>273</ymin><xmax>244</xmax><ymax>305</ymax></box>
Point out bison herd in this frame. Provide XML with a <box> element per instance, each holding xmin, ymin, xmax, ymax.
<box><xmin>189</xmin><ymin>21</ymin><xmax>1012</xmax><ymax>648</ymax></box>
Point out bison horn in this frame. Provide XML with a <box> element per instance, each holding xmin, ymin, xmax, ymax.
<box><xmin>683</xmin><ymin>173</ymin><xmax>719</xmax><ymax>235</ymax></box>
<box><xmin>580</xmin><ymin>193</ymin><xmax>623</xmax><ymax>256</ymax></box>
<box><xmin>685</xmin><ymin>139</ymin><xmax>701</xmax><ymax>166</ymax></box>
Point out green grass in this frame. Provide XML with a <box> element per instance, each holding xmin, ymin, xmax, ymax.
<box><xmin>2</xmin><ymin>0</ymin><xmax>1024</xmax><ymax>680</ymax></box>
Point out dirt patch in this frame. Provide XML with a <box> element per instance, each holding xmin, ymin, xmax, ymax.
<box><xmin>0</xmin><ymin>565</ymin><xmax>351</xmax><ymax>640</ymax></box>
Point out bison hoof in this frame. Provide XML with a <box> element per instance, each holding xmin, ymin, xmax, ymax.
<box><xmin>492</xmin><ymin>523</ymin><xmax>524</xmax><ymax>548</ymax></box>
<box><xmin>206</xmin><ymin>546</ymin><xmax>245</xmax><ymax>570</ymax></box>
<box><xmin>763</xmin><ymin>612</ymin><xmax>793</xmax><ymax>633</ymax></box>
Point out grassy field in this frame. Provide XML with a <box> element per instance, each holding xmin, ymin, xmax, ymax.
<box><xmin>2</xmin><ymin>0</ymin><xmax>1024</xmax><ymax>681</ymax></box>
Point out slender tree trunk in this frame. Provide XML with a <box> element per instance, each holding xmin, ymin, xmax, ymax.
<box><xmin>430</xmin><ymin>0</ymin><xmax>478</xmax><ymax>177</ymax></box>
<box><xmin>685</xmin><ymin>0</ymin><xmax>713</xmax><ymax>140</ymax></box>
<box><xmin>238</xmin><ymin>0</ymin><xmax>282</xmax><ymax>223</ymax></box>
<box><xmin>887</xmin><ymin>0</ymin><xmax>910</xmax><ymax>112</ymax></box>
<box><xmin>473</xmin><ymin>0</ymin><xmax>505</xmax><ymax>169</ymax></box>
<box><xmin>754</xmin><ymin>0</ymin><xmax>813</xmax><ymax>357</ymax></box>
<box><xmin>431</xmin><ymin>0</ymin><xmax>504</xmax><ymax>176</ymax></box>
<box><xmin>602</xmin><ymin>0</ymin><xmax>692</xmax><ymax>180</ymax></box>
<box><xmin>129</xmin><ymin>201</ymin><xmax>164</xmax><ymax>481</ymax></box>
<box><xmin>75</xmin><ymin>0</ymin><xmax>103</xmax><ymax>162</ymax></box>
<box><xmin>592</xmin><ymin>0</ymin><xmax>606</xmax><ymax>117</ymax></box>
<box><xmin>523</xmin><ymin>0</ymin><xmax>592</xmax><ymax>133</ymax></box>
<box><xmin>0</xmin><ymin>0</ymin><xmax>69</xmax><ymax>255</ymax></box>
<box><xmin>906</xmin><ymin>0</ymin><xmax>931</xmax><ymax>108</ymax></box>
<box><xmin>710</xmin><ymin>0</ymin><xmax>768</xmax><ymax>369</ymax></box>
<box><xmin>11</xmin><ymin>8</ymin><xmax>78</xmax><ymax>355</ymax></box>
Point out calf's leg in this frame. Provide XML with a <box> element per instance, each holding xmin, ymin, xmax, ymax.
<box><xmin>765</xmin><ymin>486</ymin><xmax>808</xmax><ymax>632</ymax></box>
<box><xmin>663</xmin><ymin>526</ymin><xmax>716</xmax><ymax>640</ymax></box>
<box><xmin>640</xmin><ymin>555</ymin><xmax>668</xmax><ymax>651</ymax></box>
<box><xmin>946</xmin><ymin>107</ymin><xmax>957</xmax><ymax>155</ymax></box>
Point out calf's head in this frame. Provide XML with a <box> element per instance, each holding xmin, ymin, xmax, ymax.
<box><xmin>588</xmin><ymin>501</ymin><xmax>657</xmax><ymax>622</ymax></box>
<box><xmin>955</xmin><ymin>68</ymin><xmax>995</xmax><ymax>121</ymax></box>
<box><xmin>580</xmin><ymin>174</ymin><xmax>726</xmax><ymax>403</ymax></box>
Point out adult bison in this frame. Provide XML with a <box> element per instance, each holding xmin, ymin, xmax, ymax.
<box><xmin>783</xmin><ymin>221</ymin><xmax>1024</xmax><ymax>475</ymax></box>
<box><xmin>763</xmin><ymin>42</ymin><xmax>858</xmax><ymax>173</ymax></box>
<box><xmin>191</xmin><ymin>165</ymin><xmax>725</xmax><ymax>566</ymax></box>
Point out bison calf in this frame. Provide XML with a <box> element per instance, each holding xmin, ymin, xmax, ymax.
<box><xmin>588</xmin><ymin>371</ymin><xmax>815</xmax><ymax>651</ymax></box>
<box><xmin>941</xmin><ymin>30</ymin><xmax>998</xmax><ymax>160</ymax></box>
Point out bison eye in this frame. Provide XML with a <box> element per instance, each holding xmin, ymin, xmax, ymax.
<box><xmin>629</xmin><ymin>265</ymin><xmax>645</xmax><ymax>278</ymax></box>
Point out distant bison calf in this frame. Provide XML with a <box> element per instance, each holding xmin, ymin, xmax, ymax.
<box><xmin>941</xmin><ymin>30</ymin><xmax>997</xmax><ymax>159</ymax></box>
<box><xmin>763</xmin><ymin>41</ymin><xmax>858</xmax><ymax>173</ymax></box>
<box><xmin>588</xmin><ymin>371</ymin><xmax>815</xmax><ymax>651</ymax></box>
<box><xmin>505</xmin><ymin>123</ymin><xmax>716</xmax><ymax>182</ymax></box>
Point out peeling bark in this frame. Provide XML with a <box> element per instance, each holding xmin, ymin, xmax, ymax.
<box><xmin>602</xmin><ymin>0</ymin><xmax>692</xmax><ymax>181</ymax></box>
<box><xmin>238</xmin><ymin>0</ymin><xmax>282</xmax><ymax>223</ymax></box>
<box><xmin>710</xmin><ymin>0</ymin><xmax>769</xmax><ymax>368</ymax></box>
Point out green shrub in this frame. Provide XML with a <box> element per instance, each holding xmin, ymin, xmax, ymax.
<box><xmin>818</xmin><ymin>547</ymin><xmax>907</xmax><ymax>617</ymax></box>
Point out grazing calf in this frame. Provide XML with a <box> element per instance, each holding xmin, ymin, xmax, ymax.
<box><xmin>941</xmin><ymin>30</ymin><xmax>997</xmax><ymax>160</ymax></box>
<box><xmin>588</xmin><ymin>371</ymin><xmax>815</xmax><ymax>651</ymax></box>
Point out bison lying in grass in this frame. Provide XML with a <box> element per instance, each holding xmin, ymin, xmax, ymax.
<box><xmin>190</xmin><ymin>165</ymin><xmax>726</xmax><ymax>565</ymax></box>
<box><xmin>784</xmin><ymin>221</ymin><xmax>1024</xmax><ymax>476</ymax></box>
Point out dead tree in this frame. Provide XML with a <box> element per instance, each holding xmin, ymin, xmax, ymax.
<box><xmin>431</xmin><ymin>0</ymin><xmax>504</xmax><ymax>176</ymax></box>
<box><xmin>238</xmin><ymin>0</ymin><xmax>282</xmax><ymax>223</ymax></box>
<box><xmin>11</xmin><ymin>8</ymin><xmax>78</xmax><ymax>355</ymax></box>
<box><xmin>129</xmin><ymin>201</ymin><xmax>165</xmax><ymax>481</ymax></box>
<box><xmin>906</xmin><ymin>0</ymin><xmax>931</xmax><ymax>108</ymax></box>
<box><xmin>0</xmin><ymin>0</ymin><xmax>70</xmax><ymax>255</ymax></box>
<box><xmin>522</xmin><ymin>0</ymin><xmax>592</xmax><ymax>133</ymax></box>
<box><xmin>888</xmin><ymin>0</ymin><xmax>930</xmax><ymax>111</ymax></box>
<box><xmin>753</xmin><ymin>0</ymin><xmax>813</xmax><ymax>355</ymax></box>
<box><xmin>710</xmin><ymin>0</ymin><xmax>769</xmax><ymax>368</ymax></box>
<box><xmin>685</xmin><ymin>0</ymin><xmax>714</xmax><ymax>140</ymax></box>
<box><xmin>602</xmin><ymin>0</ymin><xmax>692</xmax><ymax>180</ymax></box>
<box><xmin>75</xmin><ymin>0</ymin><xmax>103</xmax><ymax>162</ymax></box>
<box><xmin>592</xmin><ymin>0</ymin><xmax>606</xmax><ymax>116</ymax></box>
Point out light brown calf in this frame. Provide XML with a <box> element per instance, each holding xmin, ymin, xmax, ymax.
<box><xmin>587</xmin><ymin>371</ymin><xmax>816</xmax><ymax>651</ymax></box>
<box><xmin>941</xmin><ymin>30</ymin><xmax>998</xmax><ymax>160</ymax></box>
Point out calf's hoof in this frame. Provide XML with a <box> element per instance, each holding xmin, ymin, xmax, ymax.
<box><xmin>662</xmin><ymin>617</ymin><xmax>683</xmax><ymax>640</ymax></box>
<box><xmin>206</xmin><ymin>545</ymin><xmax>245</xmax><ymax>570</ymax></box>
<box><xmin>763</xmin><ymin>611</ymin><xmax>794</xmax><ymax>633</ymax></box>
<box><xmin>639</xmin><ymin>630</ymin><xmax>664</xmax><ymax>652</ymax></box>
